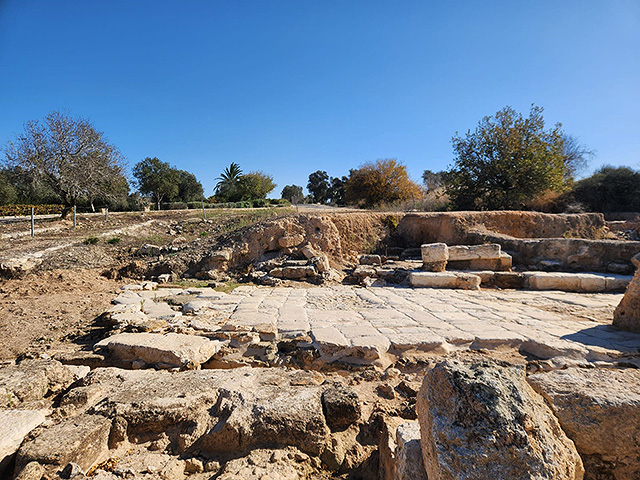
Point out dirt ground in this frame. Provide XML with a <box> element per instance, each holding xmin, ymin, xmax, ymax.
<box><xmin>0</xmin><ymin>208</ymin><xmax>295</xmax><ymax>362</ymax></box>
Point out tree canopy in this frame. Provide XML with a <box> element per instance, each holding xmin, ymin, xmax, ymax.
<box><xmin>444</xmin><ymin>105</ymin><xmax>586</xmax><ymax>210</ymax></box>
<box><xmin>133</xmin><ymin>157</ymin><xmax>180</xmax><ymax>210</ymax></box>
<box><xmin>3</xmin><ymin>110</ymin><xmax>128</xmax><ymax>215</ymax></box>
<box><xmin>307</xmin><ymin>170</ymin><xmax>331</xmax><ymax>204</ymax></box>
<box><xmin>281</xmin><ymin>184</ymin><xmax>303</xmax><ymax>202</ymax></box>
<box><xmin>344</xmin><ymin>159</ymin><xmax>421</xmax><ymax>208</ymax></box>
<box><xmin>571</xmin><ymin>166</ymin><xmax>640</xmax><ymax>212</ymax></box>
<box><xmin>175</xmin><ymin>170</ymin><xmax>205</xmax><ymax>202</ymax></box>
<box><xmin>214</xmin><ymin>164</ymin><xmax>275</xmax><ymax>202</ymax></box>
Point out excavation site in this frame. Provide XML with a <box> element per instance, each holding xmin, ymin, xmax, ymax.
<box><xmin>1</xmin><ymin>208</ymin><xmax>639</xmax><ymax>480</ymax></box>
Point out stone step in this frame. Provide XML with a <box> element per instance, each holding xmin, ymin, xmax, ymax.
<box><xmin>409</xmin><ymin>271</ymin><xmax>481</xmax><ymax>290</ymax></box>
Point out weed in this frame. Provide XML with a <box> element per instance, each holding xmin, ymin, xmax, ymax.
<box><xmin>107</xmin><ymin>236</ymin><xmax>121</xmax><ymax>244</ymax></box>
<box><xmin>84</xmin><ymin>236</ymin><xmax>99</xmax><ymax>245</ymax></box>
<box><xmin>199</xmin><ymin>231</ymin><xmax>209</xmax><ymax>238</ymax></box>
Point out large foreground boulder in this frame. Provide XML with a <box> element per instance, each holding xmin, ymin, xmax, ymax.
<box><xmin>417</xmin><ymin>358</ymin><xmax>583</xmax><ymax>480</ymax></box>
<box><xmin>613</xmin><ymin>269</ymin><xmax>640</xmax><ymax>333</ymax></box>
<box><xmin>528</xmin><ymin>367</ymin><xmax>640</xmax><ymax>480</ymax></box>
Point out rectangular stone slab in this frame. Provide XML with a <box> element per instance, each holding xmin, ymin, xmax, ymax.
<box><xmin>448</xmin><ymin>244</ymin><xmax>502</xmax><ymax>261</ymax></box>
<box><xmin>0</xmin><ymin>410</ymin><xmax>47</xmax><ymax>476</ymax></box>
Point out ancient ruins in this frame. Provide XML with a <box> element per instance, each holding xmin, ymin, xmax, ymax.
<box><xmin>1</xmin><ymin>210</ymin><xmax>639</xmax><ymax>479</ymax></box>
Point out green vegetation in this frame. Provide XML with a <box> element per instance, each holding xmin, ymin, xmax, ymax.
<box><xmin>444</xmin><ymin>105</ymin><xmax>589</xmax><ymax>211</ymax></box>
<box><xmin>84</xmin><ymin>236</ymin><xmax>99</xmax><ymax>245</ymax></box>
<box><xmin>106</xmin><ymin>236</ymin><xmax>121</xmax><ymax>244</ymax></box>
<box><xmin>571</xmin><ymin>166</ymin><xmax>640</xmax><ymax>212</ymax></box>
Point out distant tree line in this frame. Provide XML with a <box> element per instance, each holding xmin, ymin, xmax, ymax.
<box><xmin>2</xmin><ymin>108</ymin><xmax>638</xmax><ymax>215</ymax></box>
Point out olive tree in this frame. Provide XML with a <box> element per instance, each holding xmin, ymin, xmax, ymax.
<box><xmin>3</xmin><ymin>110</ymin><xmax>128</xmax><ymax>216</ymax></box>
<box><xmin>444</xmin><ymin>105</ymin><xmax>586</xmax><ymax>210</ymax></box>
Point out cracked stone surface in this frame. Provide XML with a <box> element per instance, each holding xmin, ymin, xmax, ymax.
<box><xmin>113</xmin><ymin>285</ymin><xmax>640</xmax><ymax>366</ymax></box>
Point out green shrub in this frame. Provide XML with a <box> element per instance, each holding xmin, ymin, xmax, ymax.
<box><xmin>84</xmin><ymin>236</ymin><xmax>99</xmax><ymax>245</ymax></box>
<box><xmin>252</xmin><ymin>198</ymin><xmax>268</xmax><ymax>208</ymax></box>
<box><xmin>162</xmin><ymin>202</ymin><xmax>188</xmax><ymax>210</ymax></box>
<box><xmin>106</xmin><ymin>236</ymin><xmax>121</xmax><ymax>244</ymax></box>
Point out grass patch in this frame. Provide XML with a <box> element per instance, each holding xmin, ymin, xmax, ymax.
<box><xmin>84</xmin><ymin>236</ymin><xmax>99</xmax><ymax>245</ymax></box>
<box><xmin>214</xmin><ymin>281</ymin><xmax>242</xmax><ymax>293</ymax></box>
<box><xmin>159</xmin><ymin>279</ymin><xmax>244</xmax><ymax>293</ymax></box>
<box><xmin>106</xmin><ymin>236</ymin><xmax>121</xmax><ymax>244</ymax></box>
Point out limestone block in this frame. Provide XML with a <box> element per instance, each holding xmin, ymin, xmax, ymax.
<box><xmin>417</xmin><ymin>358</ymin><xmax>584</xmax><ymax>480</ymax></box>
<box><xmin>605</xmin><ymin>274</ymin><xmax>632</xmax><ymax>292</ymax></box>
<box><xmin>94</xmin><ymin>332</ymin><xmax>220</xmax><ymax>368</ymax></box>
<box><xmin>0</xmin><ymin>410</ymin><xmax>47</xmax><ymax>476</ymax></box>
<box><xmin>300</xmin><ymin>244</ymin><xmax>317</xmax><ymax>259</ymax></box>
<box><xmin>527</xmin><ymin>272</ymin><xmax>582</xmax><ymax>291</ymax></box>
<box><xmin>614</xmin><ymin>269</ymin><xmax>640</xmax><ymax>333</ymax></box>
<box><xmin>0</xmin><ymin>359</ymin><xmax>75</xmax><ymax>408</ymax></box>
<box><xmin>16</xmin><ymin>414</ymin><xmax>111</xmax><ymax>472</ymax></box>
<box><xmin>182</xmin><ymin>300</ymin><xmax>212</xmax><ymax>314</ymax></box>
<box><xmin>409</xmin><ymin>271</ymin><xmax>481</xmax><ymax>290</ymax></box>
<box><xmin>353</xmin><ymin>265</ymin><xmax>376</xmax><ymax>278</ymax></box>
<box><xmin>494</xmin><ymin>271</ymin><xmax>525</xmax><ymax>289</ymax></box>
<box><xmin>632</xmin><ymin>252</ymin><xmax>640</xmax><ymax>268</ymax></box>
<box><xmin>312</xmin><ymin>254</ymin><xmax>330</xmax><ymax>273</ymax></box>
<box><xmin>138</xmin><ymin>243</ymin><xmax>161</xmax><ymax>256</ymax></box>
<box><xmin>359</xmin><ymin>254</ymin><xmax>382</xmax><ymax>266</ymax></box>
<box><xmin>321</xmin><ymin>384</ymin><xmax>361</xmax><ymax>431</ymax></box>
<box><xmin>529</xmin><ymin>367</ymin><xmax>640</xmax><ymax>479</ymax></box>
<box><xmin>420</xmin><ymin>243</ymin><xmax>448</xmax><ymax>272</ymax></box>
<box><xmin>578</xmin><ymin>274</ymin><xmax>607</xmax><ymax>292</ymax></box>
<box><xmin>278</xmin><ymin>234</ymin><xmax>305</xmax><ymax>248</ymax></box>
<box><xmin>448</xmin><ymin>243</ymin><xmax>502</xmax><ymax>261</ymax></box>
<box><xmin>395</xmin><ymin>422</ymin><xmax>427</xmax><ymax>480</ymax></box>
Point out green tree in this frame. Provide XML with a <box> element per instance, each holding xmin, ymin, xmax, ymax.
<box><xmin>175</xmin><ymin>170</ymin><xmax>204</xmax><ymax>202</ymax></box>
<box><xmin>345</xmin><ymin>159</ymin><xmax>421</xmax><ymax>208</ymax></box>
<box><xmin>214</xmin><ymin>162</ymin><xmax>243</xmax><ymax>202</ymax></box>
<box><xmin>237</xmin><ymin>171</ymin><xmax>276</xmax><ymax>200</ymax></box>
<box><xmin>571</xmin><ymin>166</ymin><xmax>640</xmax><ymax>212</ymax></box>
<box><xmin>0</xmin><ymin>168</ymin><xmax>17</xmax><ymax>205</ymax></box>
<box><xmin>422</xmin><ymin>170</ymin><xmax>446</xmax><ymax>192</ymax></box>
<box><xmin>307</xmin><ymin>170</ymin><xmax>331</xmax><ymax>204</ymax></box>
<box><xmin>133</xmin><ymin>157</ymin><xmax>179</xmax><ymax>210</ymax></box>
<box><xmin>329</xmin><ymin>176</ymin><xmax>347</xmax><ymax>206</ymax></box>
<box><xmin>444</xmin><ymin>105</ymin><xmax>573</xmax><ymax>210</ymax></box>
<box><xmin>281</xmin><ymin>184</ymin><xmax>303</xmax><ymax>202</ymax></box>
<box><xmin>3</xmin><ymin>110</ymin><xmax>127</xmax><ymax>216</ymax></box>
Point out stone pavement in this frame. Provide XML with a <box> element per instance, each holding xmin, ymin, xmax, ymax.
<box><xmin>110</xmin><ymin>284</ymin><xmax>640</xmax><ymax>366</ymax></box>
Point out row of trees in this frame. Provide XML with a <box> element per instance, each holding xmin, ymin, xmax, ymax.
<box><xmin>2</xmin><ymin>108</ymin><xmax>637</xmax><ymax>215</ymax></box>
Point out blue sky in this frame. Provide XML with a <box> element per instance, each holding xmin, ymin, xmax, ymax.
<box><xmin>1</xmin><ymin>1</ymin><xmax>639</xmax><ymax>197</ymax></box>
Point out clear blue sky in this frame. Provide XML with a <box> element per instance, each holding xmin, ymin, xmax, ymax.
<box><xmin>1</xmin><ymin>1</ymin><xmax>639</xmax><ymax>197</ymax></box>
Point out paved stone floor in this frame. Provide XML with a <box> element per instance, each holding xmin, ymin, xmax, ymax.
<box><xmin>119</xmin><ymin>285</ymin><xmax>640</xmax><ymax>365</ymax></box>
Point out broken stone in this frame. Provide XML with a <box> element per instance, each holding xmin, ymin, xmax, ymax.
<box><xmin>359</xmin><ymin>254</ymin><xmax>382</xmax><ymax>266</ymax></box>
<box><xmin>393</xmin><ymin>422</ymin><xmax>427</xmax><ymax>480</ymax></box>
<box><xmin>420</xmin><ymin>243</ymin><xmax>448</xmax><ymax>272</ymax></box>
<box><xmin>0</xmin><ymin>410</ymin><xmax>47</xmax><ymax>476</ymax></box>
<box><xmin>409</xmin><ymin>271</ymin><xmax>481</xmax><ymax>290</ymax></box>
<box><xmin>14</xmin><ymin>461</ymin><xmax>45</xmax><ymax>480</ymax></box>
<box><xmin>94</xmin><ymin>332</ymin><xmax>220</xmax><ymax>369</ymax></box>
<box><xmin>417</xmin><ymin>358</ymin><xmax>584</xmax><ymax>480</ymax></box>
<box><xmin>0</xmin><ymin>359</ymin><xmax>75</xmax><ymax>408</ymax></box>
<box><xmin>278</xmin><ymin>234</ymin><xmax>305</xmax><ymax>248</ymax></box>
<box><xmin>182</xmin><ymin>300</ymin><xmax>211</xmax><ymax>314</ymax></box>
<box><xmin>300</xmin><ymin>244</ymin><xmax>317</xmax><ymax>259</ymax></box>
<box><xmin>321</xmin><ymin>384</ymin><xmax>361</xmax><ymax>432</ymax></box>
<box><xmin>528</xmin><ymin>367</ymin><xmax>640</xmax><ymax>479</ymax></box>
<box><xmin>312</xmin><ymin>254</ymin><xmax>330</xmax><ymax>273</ymax></box>
<box><xmin>614</xmin><ymin>269</ymin><xmax>640</xmax><ymax>333</ymax></box>
<box><xmin>270</xmin><ymin>266</ymin><xmax>316</xmax><ymax>279</ymax></box>
<box><xmin>353</xmin><ymin>265</ymin><xmax>376</xmax><ymax>279</ymax></box>
<box><xmin>16</xmin><ymin>414</ymin><xmax>112</xmax><ymax>472</ymax></box>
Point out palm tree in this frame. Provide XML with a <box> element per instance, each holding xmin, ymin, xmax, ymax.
<box><xmin>215</xmin><ymin>162</ymin><xmax>243</xmax><ymax>200</ymax></box>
